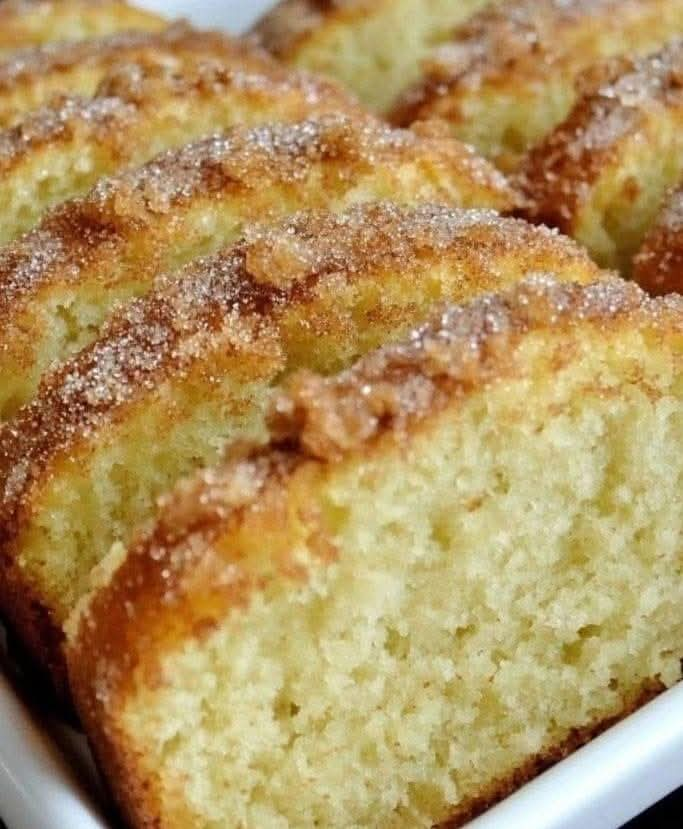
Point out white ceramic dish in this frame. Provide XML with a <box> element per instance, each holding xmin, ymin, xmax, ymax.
<box><xmin>1</xmin><ymin>2</ymin><xmax>683</xmax><ymax>827</ymax></box>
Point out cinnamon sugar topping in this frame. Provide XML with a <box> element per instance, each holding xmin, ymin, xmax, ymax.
<box><xmin>520</xmin><ymin>40</ymin><xmax>683</xmax><ymax>226</ymax></box>
<box><xmin>270</xmin><ymin>277</ymin><xmax>683</xmax><ymax>461</ymax></box>
<box><xmin>0</xmin><ymin>114</ymin><xmax>515</xmax><ymax>321</ymax></box>
<box><xmin>0</xmin><ymin>21</ymin><xmax>273</xmax><ymax>92</ymax></box>
<box><xmin>0</xmin><ymin>203</ymin><xmax>597</xmax><ymax>524</ymax></box>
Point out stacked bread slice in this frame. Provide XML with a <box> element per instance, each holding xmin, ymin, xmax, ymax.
<box><xmin>0</xmin><ymin>58</ymin><xmax>362</xmax><ymax>244</ymax></box>
<box><xmin>0</xmin><ymin>115</ymin><xmax>516</xmax><ymax>419</ymax></box>
<box><xmin>258</xmin><ymin>0</ymin><xmax>683</xmax><ymax>168</ymax></box>
<box><xmin>0</xmin><ymin>22</ymin><xmax>279</xmax><ymax>126</ymax></box>
<box><xmin>0</xmin><ymin>3</ymin><xmax>680</xmax><ymax>829</ymax></box>
<box><xmin>388</xmin><ymin>0</ymin><xmax>683</xmax><ymax>169</ymax></box>
<box><xmin>0</xmin><ymin>0</ymin><xmax>166</xmax><ymax>54</ymax></box>
<box><xmin>0</xmin><ymin>201</ymin><xmax>599</xmax><ymax>686</ymax></box>
<box><xmin>519</xmin><ymin>41</ymin><xmax>683</xmax><ymax>275</ymax></box>
<box><xmin>68</xmin><ymin>276</ymin><xmax>683</xmax><ymax>829</ymax></box>
<box><xmin>260</xmin><ymin>0</ymin><xmax>683</xmax><ymax>292</ymax></box>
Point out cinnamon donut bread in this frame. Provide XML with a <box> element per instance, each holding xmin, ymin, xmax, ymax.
<box><xmin>519</xmin><ymin>42</ymin><xmax>683</xmax><ymax>274</ymax></box>
<box><xmin>0</xmin><ymin>56</ymin><xmax>359</xmax><ymax>244</ymax></box>
<box><xmin>0</xmin><ymin>115</ymin><xmax>517</xmax><ymax>421</ymax></box>
<box><xmin>389</xmin><ymin>0</ymin><xmax>683</xmax><ymax>170</ymax></box>
<box><xmin>66</xmin><ymin>276</ymin><xmax>683</xmax><ymax>829</ymax></box>
<box><xmin>0</xmin><ymin>22</ymin><xmax>276</xmax><ymax>126</ymax></box>
<box><xmin>0</xmin><ymin>203</ymin><xmax>601</xmax><ymax>687</ymax></box>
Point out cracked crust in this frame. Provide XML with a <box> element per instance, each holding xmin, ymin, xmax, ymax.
<box><xmin>65</xmin><ymin>276</ymin><xmax>682</xmax><ymax>829</ymax></box>
<box><xmin>633</xmin><ymin>184</ymin><xmax>683</xmax><ymax>294</ymax></box>
<box><xmin>0</xmin><ymin>54</ymin><xmax>360</xmax><ymax>243</ymax></box>
<box><xmin>390</xmin><ymin>0</ymin><xmax>683</xmax><ymax>168</ymax></box>
<box><xmin>0</xmin><ymin>203</ymin><xmax>601</xmax><ymax>684</ymax></box>
<box><xmin>0</xmin><ymin>21</ymin><xmax>276</xmax><ymax>126</ymax></box>
<box><xmin>518</xmin><ymin>42</ymin><xmax>683</xmax><ymax>272</ymax></box>
<box><xmin>0</xmin><ymin>0</ymin><xmax>166</xmax><ymax>55</ymax></box>
<box><xmin>0</xmin><ymin>114</ymin><xmax>519</xmax><ymax>418</ymax></box>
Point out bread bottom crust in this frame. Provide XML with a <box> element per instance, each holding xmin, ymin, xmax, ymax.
<box><xmin>440</xmin><ymin>678</ymin><xmax>667</xmax><ymax>827</ymax></box>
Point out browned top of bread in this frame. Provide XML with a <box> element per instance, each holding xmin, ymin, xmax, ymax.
<box><xmin>0</xmin><ymin>203</ymin><xmax>600</xmax><ymax>539</ymax></box>
<box><xmin>0</xmin><ymin>21</ymin><xmax>276</xmax><ymax>124</ymax></box>
<box><xmin>94</xmin><ymin>50</ymin><xmax>352</xmax><ymax>110</ymax></box>
<box><xmin>269</xmin><ymin>277</ymin><xmax>683</xmax><ymax>460</ymax></box>
<box><xmin>67</xmin><ymin>275</ymin><xmax>683</xmax><ymax>710</ymax></box>
<box><xmin>633</xmin><ymin>184</ymin><xmax>683</xmax><ymax>293</ymax></box>
<box><xmin>0</xmin><ymin>115</ymin><xmax>515</xmax><ymax>325</ymax></box>
<box><xmin>0</xmin><ymin>55</ymin><xmax>359</xmax><ymax>176</ymax></box>
<box><xmin>0</xmin><ymin>23</ymin><xmax>262</xmax><ymax>90</ymax></box>
<box><xmin>0</xmin><ymin>0</ymin><xmax>166</xmax><ymax>53</ymax></box>
<box><xmin>519</xmin><ymin>42</ymin><xmax>683</xmax><ymax>230</ymax></box>
<box><xmin>0</xmin><ymin>93</ymin><xmax>137</xmax><ymax>171</ymax></box>
<box><xmin>390</xmin><ymin>0</ymin><xmax>682</xmax><ymax>125</ymax></box>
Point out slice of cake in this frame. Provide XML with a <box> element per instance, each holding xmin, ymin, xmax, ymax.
<box><xmin>0</xmin><ymin>0</ymin><xmax>166</xmax><ymax>56</ymax></box>
<box><xmin>0</xmin><ymin>57</ymin><xmax>359</xmax><ymax>244</ymax></box>
<box><xmin>0</xmin><ymin>115</ymin><xmax>517</xmax><ymax>420</ymax></box>
<box><xmin>0</xmin><ymin>203</ymin><xmax>601</xmax><ymax>688</ymax></box>
<box><xmin>0</xmin><ymin>22</ymin><xmax>275</xmax><ymax>126</ymax></box>
<box><xmin>633</xmin><ymin>184</ymin><xmax>683</xmax><ymax>294</ymax></box>
<box><xmin>252</xmin><ymin>0</ymin><xmax>494</xmax><ymax>112</ymax></box>
<box><xmin>66</xmin><ymin>276</ymin><xmax>683</xmax><ymax>829</ymax></box>
<box><xmin>519</xmin><ymin>42</ymin><xmax>683</xmax><ymax>273</ymax></box>
<box><xmin>390</xmin><ymin>0</ymin><xmax>683</xmax><ymax>170</ymax></box>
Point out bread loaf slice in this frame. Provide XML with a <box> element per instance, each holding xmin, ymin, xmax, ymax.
<box><xmin>67</xmin><ymin>276</ymin><xmax>683</xmax><ymax>829</ymax></box>
<box><xmin>0</xmin><ymin>0</ymin><xmax>166</xmax><ymax>56</ymax></box>
<box><xmin>0</xmin><ymin>56</ymin><xmax>359</xmax><ymax>244</ymax></box>
<box><xmin>0</xmin><ymin>115</ymin><xmax>517</xmax><ymax>420</ymax></box>
<box><xmin>0</xmin><ymin>22</ymin><xmax>274</xmax><ymax>126</ymax></box>
<box><xmin>0</xmin><ymin>203</ymin><xmax>601</xmax><ymax>687</ymax></box>
<box><xmin>253</xmin><ymin>0</ymin><xmax>494</xmax><ymax>112</ymax></box>
<box><xmin>391</xmin><ymin>0</ymin><xmax>683</xmax><ymax>170</ymax></box>
<box><xmin>519</xmin><ymin>42</ymin><xmax>683</xmax><ymax>273</ymax></box>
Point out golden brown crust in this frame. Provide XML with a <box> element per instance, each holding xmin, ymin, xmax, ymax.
<box><xmin>633</xmin><ymin>184</ymin><xmax>683</xmax><ymax>294</ymax></box>
<box><xmin>0</xmin><ymin>55</ymin><xmax>361</xmax><ymax>246</ymax></box>
<box><xmin>94</xmin><ymin>50</ymin><xmax>356</xmax><ymax>114</ymax></box>
<box><xmin>0</xmin><ymin>21</ymin><xmax>273</xmax><ymax>90</ymax></box>
<box><xmin>439</xmin><ymin>679</ymin><xmax>666</xmax><ymax>827</ymax></box>
<box><xmin>66</xmin><ymin>275</ymin><xmax>682</xmax><ymax>829</ymax></box>
<box><xmin>0</xmin><ymin>113</ymin><xmax>515</xmax><ymax>327</ymax></box>
<box><xmin>0</xmin><ymin>561</ymin><xmax>68</xmax><ymax>695</ymax></box>
<box><xmin>67</xmin><ymin>277</ymin><xmax>679</xmax><ymax>689</ymax></box>
<box><xmin>0</xmin><ymin>204</ymin><xmax>600</xmax><ymax>678</ymax></box>
<box><xmin>518</xmin><ymin>42</ymin><xmax>683</xmax><ymax>234</ymax></box>
<box><xmin>390</xmin><ymin>0</ymin><xmax>683</xmax><ymax>148</ymax></box>
<box><xmin>0</xmin><ymin>22</ymin><xmax>276</xmax><ymax>125</ymax></box>
<box><xmin>0</xmin><ymin>94</ymin><xmax>137</xmax><ymax>173</ymax></box>
<box><xmin>270</xmin><ymin>277</ymin><xmax>683</xmax><ymax>460</ymax></box>
<box><xmin>0</xmin><ymin>1</ymin><xmax>166</xmax><ymax>54</ymax></box>
<box><xmin>0</xmin><ymin>55</ymin><xmax>357</xmax><ymax>173</ymax></box>
<box><xmin>0</xmin><ymin>203</ymin><xmax>595</xmax><ymax>534</ymax></box>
